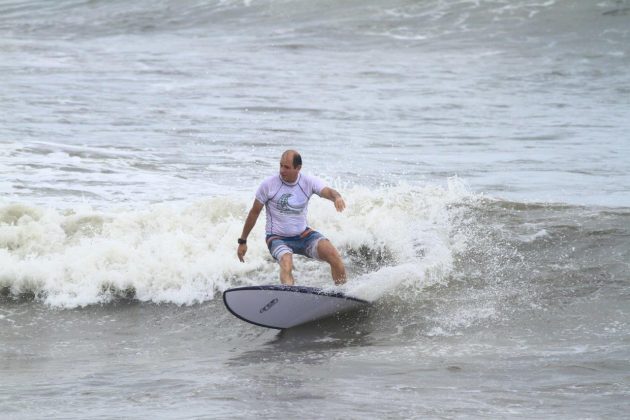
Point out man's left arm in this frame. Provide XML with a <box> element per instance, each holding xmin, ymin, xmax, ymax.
<box><xmin>320</xmin><ymin>187</ymin><xmax>346</xmax><ymax>212</ymax></box>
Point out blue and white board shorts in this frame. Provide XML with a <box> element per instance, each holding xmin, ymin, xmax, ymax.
<box><xmin>265</xmin><ymin>228</ymin><xmax>326</xmax><ymax>261</ymax></box>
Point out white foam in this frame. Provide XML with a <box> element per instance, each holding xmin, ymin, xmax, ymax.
<box><xmin>0</xmin><ymin>179</ymin><xmax>475</xmax><ymax>308</ymax></box>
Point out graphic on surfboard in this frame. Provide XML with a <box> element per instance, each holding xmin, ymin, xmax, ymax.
<box><xmin>223</xmin><ymin>285</ymin><xmax>369</xmax><ymax>329</ymax></box>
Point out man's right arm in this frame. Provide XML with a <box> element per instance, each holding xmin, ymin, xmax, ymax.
<box><xmin>237</xmin><ymin>199</ymin><xmax>264</xmax><ymax>262</ymax></box>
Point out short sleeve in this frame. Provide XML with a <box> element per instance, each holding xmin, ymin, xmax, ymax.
<box><xmin>255</xmin><ymin>182</ymin><xmax>268</xmax><ymax>204</ymax></box>
<box><xmin>308</xmin><ymin>175</ymin><xmax>326</xmax><ymax>196</ymax></box>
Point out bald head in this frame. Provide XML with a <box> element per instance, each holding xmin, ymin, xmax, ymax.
<box><xmin>281</xmin><ymin>150</ymin><xmax>302</xmax><ymax>169</ymax></box>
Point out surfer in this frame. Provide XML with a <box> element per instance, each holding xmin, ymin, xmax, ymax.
<box><xmin>237</xmin><ymin>150</ymin><xmax>347</xmax><ymax>285</ymax></box>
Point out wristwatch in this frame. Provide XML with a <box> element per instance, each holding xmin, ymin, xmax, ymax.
<box><xmin>238</xmin><ymin>238</ymin><xmax>247</xmax><ymax>245</ymax></box>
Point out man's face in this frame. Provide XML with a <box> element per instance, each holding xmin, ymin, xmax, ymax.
<box><xmin>279</xmin><ymin>155</ymin><xmax>300</xmax><ymax>183</ymax></box>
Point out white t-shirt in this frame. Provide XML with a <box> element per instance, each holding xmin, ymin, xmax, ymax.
<box><xmin>255</xmin><ymin>173</ymin><xmax>326</xmax><ymax>236</ymax></box>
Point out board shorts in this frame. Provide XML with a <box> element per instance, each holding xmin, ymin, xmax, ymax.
<box><xmin>265</xmin><ymin>228</ymin><xmax>326</xmax><ymax>262</ymax></box>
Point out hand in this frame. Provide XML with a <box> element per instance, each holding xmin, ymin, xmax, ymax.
<box><xmin>334</xmin><ymin>196</ymin><xmax>346</xmax><ymax>212</ymax></box>
<box><xmin>237</xmin><ymin>243</ymin><xmax>247</xmax><ymax>262</ymax></box>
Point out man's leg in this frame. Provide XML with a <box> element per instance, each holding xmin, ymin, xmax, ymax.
<box><xmin>278</xmin><ymin>253</ymin><xmax>295</xmax><ymax>285</ymax></box>
<box><xmin>317</xmin><ymin>240</ymin><xmax>346</xmax><ymax>285</ymax></box>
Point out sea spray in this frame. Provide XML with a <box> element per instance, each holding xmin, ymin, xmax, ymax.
<box><xmin>339</xmin><ymin>179</ymin><xmax>474</xmax><ymax>301</ymax></box>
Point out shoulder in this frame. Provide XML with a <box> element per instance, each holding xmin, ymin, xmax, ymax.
<box><xmin>255</xmin><ymin>175</ymin><xmax>280</xmax><ymax>201</ymax></box>
<box><xmin>299</xmin><ymin>173</ymin><xmax>327</xmax><ymax>194</ymax></box>
<box><xmin>259</xmin><ymin>174</ymin><xmax>280</xmax><ymax>187</ymax></box>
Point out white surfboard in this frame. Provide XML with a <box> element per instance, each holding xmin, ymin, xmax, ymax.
<box><xmin>223</xmin><ymin>285</ymin><xmax>369</xmax><ymax>329</ymax></box>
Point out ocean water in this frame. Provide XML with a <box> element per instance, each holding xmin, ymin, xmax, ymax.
<box><xmin>1</xmin><ymin>0</ymin><xmax>629</xmax><ymax>418</ymax></box>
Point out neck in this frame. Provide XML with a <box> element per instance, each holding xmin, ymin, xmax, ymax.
<box><xmin>281</xmin><ymin>173</ymin><xmax>299</xmax><ymax>184</ymax></box>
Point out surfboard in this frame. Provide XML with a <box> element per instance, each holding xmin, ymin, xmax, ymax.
<box><xmin>223</xmin><ymin>285</ymin><xmax>369</xmax><ymax>329</ymax></box>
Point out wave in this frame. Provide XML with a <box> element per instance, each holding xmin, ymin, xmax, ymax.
<box><xmin>2</xmin><ymin>179</ymin><xmax>628</xmax><ymax>341</ymax></box>
<box><xmin>0</xmin><ymin>179</ymin><xmax>472</xmax><ymax>308</ymax></box>
<box><xmin>2</xmin><ymin>0</ymin><xmax>627</xmax><ymax>48</ymax></box>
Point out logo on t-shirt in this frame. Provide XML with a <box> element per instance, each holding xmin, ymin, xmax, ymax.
<box><xmin>277</xmin><ymin>193</ymin><xmax>303</xmax><ymax>214</ymax></box>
